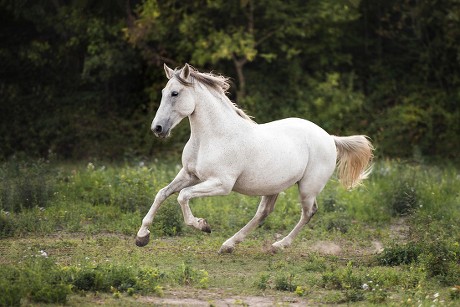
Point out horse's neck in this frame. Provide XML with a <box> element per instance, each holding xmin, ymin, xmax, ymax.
<box><xmin>189</xmin><ymin>92</ymin><xmax>251</xmax><ymax>139</ymax></box>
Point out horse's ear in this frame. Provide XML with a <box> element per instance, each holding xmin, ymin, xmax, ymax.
<box><xmin>180</xmin><ymin>63</ymin><xmax>191</xmax><ymax>80</ymax></box>
<box><xmin>164</xmin><ymin>63</ymin><xmax>174</xmax><ymax>79</ymax></box>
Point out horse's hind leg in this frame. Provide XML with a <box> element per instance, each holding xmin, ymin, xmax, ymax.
<box><xmin>272</xmin><ymin>197</ymin><xmax>317</xmax><ymax>251</ymax></box>
<box><xmin>219</xmin><ymin>194</ymin><xmax>278</xmax><ymax>254</ymax></box>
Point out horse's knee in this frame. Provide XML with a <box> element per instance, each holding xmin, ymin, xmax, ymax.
<box><xmin>300</xmin><ymin>198</ymin><xmax>317</xmax><ymax>219</ymax></box>
<box><xmin>177</xmin><ymin>190</ymin><xmax>190</xmax><ymax>205</ymax></box>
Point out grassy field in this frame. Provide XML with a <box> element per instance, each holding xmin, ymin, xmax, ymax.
<box><xmin>1</xmin><ymin>158</ymin><xmax>459</xmax><ymax>306</ymax></box>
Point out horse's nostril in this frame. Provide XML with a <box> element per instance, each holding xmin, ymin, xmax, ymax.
<box><xmin>154</xmin><ymin>125</ymin><xmax>163</xmax><ymax>133</ymax></box>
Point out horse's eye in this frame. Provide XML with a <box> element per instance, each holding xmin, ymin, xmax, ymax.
<box><xmin>171</xmin><ymin>91</ymin><xmax>179</xmax><ymax>97</ymax></box>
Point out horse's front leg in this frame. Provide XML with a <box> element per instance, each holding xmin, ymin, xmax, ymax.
<box><xmin>177</xmin><ymin>178</ymin><xmax>233</xmax><ymax>233</ymax></box>
<box><xmin>136</xmin><ymin>168</ymin><xmax>197</xmax><ymax>247</ymax></box>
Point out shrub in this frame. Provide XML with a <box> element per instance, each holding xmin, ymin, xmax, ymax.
<box><xmin>377</xmin><ymin>243</ymin><xmax>422</xmax><ymax>266</ymax></box>
<box><xmin>0</xmin><ymin>266</ymin><xmax>22</xmax><ymax>306</ymax></box>
<box><xmin>176</xmin><ymin>261</ymin><xmax>209</xmax><ymax>288</ymax></box>
<box><xmin>418</xmin><ymin>242</ymin><xmax>460</xmax><ymax>285</ymax></box>
<box><xmin>0</xmin><ymin>212</ymin><xmax>15</xmax><ymax>237</ymax></box>
<box><xmin>8</xmin><ymin>257</ymin><xmax>72</xmax><ymax>305</ymax></box>
<box><xmin>274</xmin><ymin>272</ymin><xmax>297</xmax><ymax>292</ymax></box>
<box><xmin>153</xmin><ymin>200</ymin><xmax>184</xmax><ymax>236</ymax></box>
<box><xmin>135</xmin><ymin>267</ymin><xmax>165</xmax><ymax>295</ymax></box>
<box><xmin>0</xmin><ymin>159</ymin><xmax>56</xmax><ymax>213</ymax></box>
<box><xmin>256</xmin><ymin>273</ymin><xmax>271</xmax><ymax>290</ymax></box>
<box><xmin>73</xmin><ymin>269</ymin><xmax>102</xmax><ymax>291</ymax></box>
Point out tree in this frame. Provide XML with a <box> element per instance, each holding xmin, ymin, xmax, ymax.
<box><xmin>125</xmin><ymin>0</ymin><xmax>361</xmax><ymax>102</ymax></box>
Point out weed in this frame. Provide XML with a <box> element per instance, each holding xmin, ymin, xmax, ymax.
<box><xmin>418</xmin><ymin>242</ymin><xmax>460</xmax><ymax>285</ymax></box>
<box><xmin>295</xmin><ymin>285</ymin><xmax>307</xmax><ymax>296</ymax></box>
<box><xmin>321</xmin><ymin>262</ymin><xmax>362</xmax><ymax>290</ymax></box>
<box><xmin>73</xmin><ymin>269</ymin><xmax>101</xmax><ymax>291</ymax></box>
<box><xmin>0</xmin><ymin>266</ymin><xmax>22</xmax><ymax>306</ymax></box>
<box><xmin>303</xmin><ymin>254</ymin><xmax>327</xmax><ymax>272</ymax></box>
<box><xmin>135</xmin><ymin>267</ymin><xmax>165</xmax><ymax>295</ymax></box>
<box><xmin>256</xmin><ymin>273</ymin><xmax>270</xmax><ymax>290</ymax></box>
<box><xmin>321</xmin><ymin>262</ymin><xmax>366</xmax><ymax>302</ymax></box>
<box><xmin>274</xmin><ymin>272</ymin><xmax>297</xmax><ymax>292</ymax></box>
<box><xmin>377</xmin><ymin>242</ymin><xmax>422</xmax><ymax>266</ymax></box>
<box><xmin>323</xmin><ymin>212</ymin><xmax>350</xmax><ymax>233</ymax></box>
<box><xmin>153</xmin><ymin>200</ymin><xmax>184</xmax><ymax>236</ymax></box>
<box><xmin>176</xmin><ymin>260</ymin><xmax>209</xmax><ymax>288</ymax></box>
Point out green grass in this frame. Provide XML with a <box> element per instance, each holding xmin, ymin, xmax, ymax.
<box><xmin>0</xmin><ymin>159</ymin><xmax>459</xmax><ymax>305</ymax></box>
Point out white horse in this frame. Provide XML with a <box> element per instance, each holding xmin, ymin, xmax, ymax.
<box><xmin>136</xmin><ymin>63</ymin><xmax>373</xmax><ymax>253</ymax></box>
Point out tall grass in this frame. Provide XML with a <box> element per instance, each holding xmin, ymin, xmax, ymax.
<box><xmin>1</xmin><ymin>159</ymin><xmax>458</xmax><ymax>239</ymax></box>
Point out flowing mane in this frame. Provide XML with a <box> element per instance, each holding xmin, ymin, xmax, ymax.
<box><xmin>172</xmin><ymin>66</ymin><xmax>255</xmax><ymax>123</ymax></box>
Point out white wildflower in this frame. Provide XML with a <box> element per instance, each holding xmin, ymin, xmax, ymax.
<box><xmin>87</xmin><ymin>162</ymin><xmax>95</xmax><ymax>171</ymax></box>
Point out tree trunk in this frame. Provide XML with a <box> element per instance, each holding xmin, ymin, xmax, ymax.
<box><xmin>233</xmin><ymin>56</ymin><xmax>247</xmax><ymax>102</ymax></box>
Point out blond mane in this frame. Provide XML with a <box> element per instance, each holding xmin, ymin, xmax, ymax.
<box><xmin>173</xmin><ymin>66</ymin><xmax>254</xmax><ymax>123</ymax></box>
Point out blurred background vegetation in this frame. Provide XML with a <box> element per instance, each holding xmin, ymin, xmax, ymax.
<box><xmin>1</xmin><ymin>0</ymin><xmax>459</xmax><ymax>161</ymax></box>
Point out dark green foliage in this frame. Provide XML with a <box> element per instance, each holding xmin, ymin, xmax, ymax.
<box><xmin>0</xmin><ymin>266</ymin><xmax>22</xmax><ymax>306</ymax></box>
<box><xmin>323</xmin><ymin>212</ymin><xmax>350</xmax><ymax>233</ymax></box>
<box><xmin>0</xmin><ymin>159</ymin><xmax>55</xmax><ymax>213</ymax></box>
<box><xmin>1</xmin><ymin>0</ymin><xmax>459</xmax><ymax>160</ymax></box>
<box><xmin>321</xmin><ymin>262</ymin><xmax>365</xmax><ymax>302</ymax></box>
<box><xmin>0</xmin><ymin>257</ymin><xmax>169</xmax><ymax>304</ymax></box>
<box><xmin>377</xmin><ymin>243</ymin><xmax>422</xmax><ymax>266</ymax></box>
<box><xmin>418</xmin><ymin>242</ymin><xmax>460</xmax><ymax>285</ymax></box>
<box><xmin>153</xmin><ymin>201</ymin><xmax>184</xmax><ymax>236</ymax></box>
<box><xmin>321</xmin><ymin>263</ymin><xmax>363</xmax><ymax>291</ymax></box>
<box><xmin>0</xmin><ymin>214</ymin><xmax>15</xmax><ymax>237</ymax></box>
<box><xmin>378</xmin><ymin>241</ymin><xmax>460</xmax><ymax>285</ymax></box>
<box><xmin>72</xmin><ymin>269</ymin><xmax>101</xmax><ymax>291</ymax></box>
<box><xmin>274</xmin><ymin>272</ymin><xmax>297</xmax><ymax>292</ymax></box>
<box><xmin>14</xmin><ymin>257</ymin><xmax>71</xmax><ymax>305</ymax></box>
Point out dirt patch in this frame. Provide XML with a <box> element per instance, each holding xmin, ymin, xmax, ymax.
<box><xmin>310</xmin><ymin>241</ymin><xmax>343</xmax><ymax>255</ymax></box>
<box><xmin>389</xmin><ymin>217</ymin><xmax>410</xmax><ymax>241</ymax></box>
<box><xmin>139</xmin><ymin>290</ymin><xmax>308</xmax><ymax>306</ymax></box>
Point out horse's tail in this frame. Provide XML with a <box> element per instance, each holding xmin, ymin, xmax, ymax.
<box><xmin>333</xmin><ymin>135</ymin><xmax>374</xmax><ymax>189</ymax></box>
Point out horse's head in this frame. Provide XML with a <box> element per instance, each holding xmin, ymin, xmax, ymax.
<box><xmin>151</xmin><ymin>63</ymin><xmax>196</xmax><ymax>138</ymax></box>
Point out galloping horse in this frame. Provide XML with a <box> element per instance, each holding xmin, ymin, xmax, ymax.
<box><xmin>136</xmin><ymin>64</ymin><xmax>373</xmax><ymax>253</ymax></box>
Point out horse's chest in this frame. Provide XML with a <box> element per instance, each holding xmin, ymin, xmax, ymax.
<box><xmin>182</xmin><ymin>140</ymin><xmax>232</xmax><ymax>180</ymax></box>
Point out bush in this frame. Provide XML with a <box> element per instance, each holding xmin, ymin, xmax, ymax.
<box><xmin>321</xmin><ymin>262</ymin><xmax>363</xmax><ymax>291</ymax></box>
<box><xmin>418</xmin><ymin>242</ymin><xmax>460</xmax><ymax>285</ymax></box>
<box><xmin>0</xmin><ymin>159</ymin><xmax>56</xmax><ymax>213</ymax></box>
<box><xmin>377</xmin><ymin>243</ymin><xmax>422</xmax><ymax>266</ymax></box>
<box><xmin>73</xmin><ymin>269</ymin><xmax>101</xmax><ymax>291</ymax></box>
<box><xmin>0</xmin><ymin>266</ymin><xmax>22</xmax><ymax>306</ymax></box>
<box><xmin>274</xmin><ymin>272</ymin><xmax>297</xmax><ymax>292</ymax></box>
<box><xmin>321</xmin><ymin>263</ymin><xmax>366</xmax><ymax>303</ymax></box>
<box><xmin>153</xmin><ymin>200</ymin><xmax>184</xmax><ymax>236</ymax></box>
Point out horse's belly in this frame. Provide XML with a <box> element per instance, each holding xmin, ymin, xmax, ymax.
<box><xmin>232</xmin><ymin>174</ymin><xmax>300</xmax><ymax>196</ymax></box>
<box><xmin>231</xmin><ymin>148</ymin><xmax>307</xmax><ymax>196</ymax></box>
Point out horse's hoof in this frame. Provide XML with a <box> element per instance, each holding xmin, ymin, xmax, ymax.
<box><xmin>270</xmin><ymin>242</ymin><xmax>286</xmax><ymax>253</ymax></box>
<box><xmin>218</xmin><ymin>244</ymin><xmax>234</xmax><ymax>254</ymax></box>
<box><xmin>135</xmin><ymin>233</ymin><xmax>150</xmax><ymax>247</ymax></box>
<box><xmin>198</xmin><ymin>218</ymin><xmax>212</xmax><ymax>233</ymax></box>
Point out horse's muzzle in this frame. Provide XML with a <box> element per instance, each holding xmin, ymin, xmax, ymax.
<box><xmin>152</xmin><ymin>124</ymin><xmax>169</xmax><ymax>138</ymax></box>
